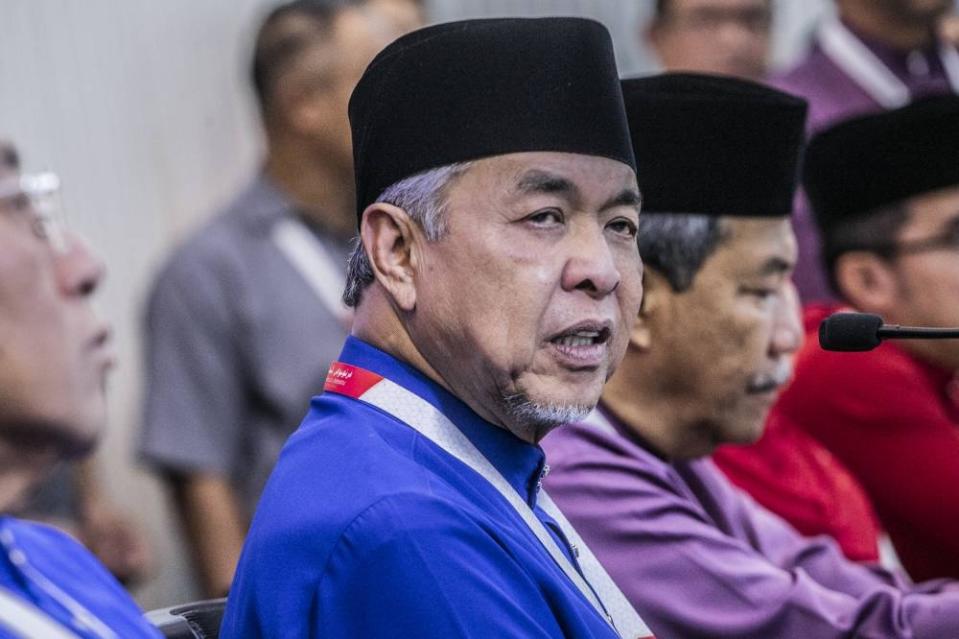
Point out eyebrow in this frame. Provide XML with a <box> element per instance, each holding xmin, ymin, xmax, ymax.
<box><xmin>514</xmin><ymin>170</ymin><xmax>641</xmax><ymax>214</ymax></box>
<box><xmin>515</xmin><ymin>170</ymin><xmax>578</xmax><ymax>197</ymax></box>
<box><xmin>758</xmin><ymin>256</ymin><xmax>794</xmax><ymax>277</ymax></box>
<box><xmin>601</xmin><ymin>188</ymin><xmax>642</xmax><ymax>213</ymax></box>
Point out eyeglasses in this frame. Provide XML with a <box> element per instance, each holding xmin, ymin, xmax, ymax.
<box><xmin>0</xmin><ymin>172</ymin><xmax>67</xmax><ymax>251</ymax></box>
<box><xmin>887</xmin><ymin>215</ymin><xmax>959</xmax><ymax>257</ymax></box>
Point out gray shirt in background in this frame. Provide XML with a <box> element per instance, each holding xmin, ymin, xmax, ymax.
<box><xmin>140</xmin><ymin>174</ymin><xmax>351</xmax><ymax>514</ymax></box>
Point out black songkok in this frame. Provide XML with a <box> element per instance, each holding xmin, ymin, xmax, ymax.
<box><xmin>804</xmin><ymin>94</ymin><xmax>959</xmax><ymax>232</ymax></box>
<box><xmin>348</xmin><ymin>17</ymin><xmax>635</xmax><ymax>218</ymax></box>
<box><xmin>621</xmin><ymin>72</ymin><xmax>808</xmax><ymax>217</ymax></box>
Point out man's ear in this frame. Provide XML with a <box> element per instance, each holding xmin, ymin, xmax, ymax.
<box><xmin>834</xmin><ymin>251</ymin><xmax>898</xmax><ymax>314</ymax></box>
<box><xmin>360</xmin><ymin>202</ymin><xmax>420</xmax><ymax>312</ymax></box>
<box><xmin>629</xmin><ymin>268</ymin><xmax>670</xmax><ymax>351</ymax></box>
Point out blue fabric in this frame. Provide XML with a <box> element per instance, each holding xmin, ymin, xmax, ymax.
<box><xmin>0</xmin><ymin>517</ymin><xmax>159</xmax><ymax>638</ymax></box>
<box><xmin>221</xmin><ymin>336</ymin><xmax>618</xmax><ymax>638</ymax></box>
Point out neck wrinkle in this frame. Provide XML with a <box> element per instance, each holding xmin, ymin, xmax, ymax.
<box><xmin>603</xmin><ymin>354</ymin><xmax>716</xmax><ymax>460</ymax></box>
<box><xmin>0</xmin><ymin>438</ymin><xmax>58</xmax><ymax>514</ymax></box>
<box><xmin>351</xmin><ymin>288</ymin><xmax>514</xmax><ymax>435</ymax></box>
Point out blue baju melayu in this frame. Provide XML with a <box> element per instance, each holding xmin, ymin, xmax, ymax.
<box><xmin>221</xmin><ymin>336</ymin><xmax>635</xmax><ymax>638</ymax></box>
<box><xmin>0</xmin><ymin>517</ymin><xmax>160</xmax><ymax>638</ymax></box>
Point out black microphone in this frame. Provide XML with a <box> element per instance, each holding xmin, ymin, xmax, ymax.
<box><xmin>819</xmin><ymin>312</ymin><xmax>959</xmax><ymax>352</ymax></box>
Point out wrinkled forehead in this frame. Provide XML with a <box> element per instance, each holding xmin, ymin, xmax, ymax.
<box><xmin>457</xmin><ymin>151</ymin><xmax>639</xmax><ymax>204</ymax></box>
<box><xmin>713</xmin><ymin>216</ymin><xmax>796</xmax><ymax>273</ymax></box>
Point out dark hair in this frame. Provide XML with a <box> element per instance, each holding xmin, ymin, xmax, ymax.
<box><xmin>0</xmin><ymin>141</ymin><xmax>20</xmax><ymax>171</ymax></box>
<box><xmin>637</xmin><ymin>213</ymin><xmax>727</xmax><ymax>292</ymax></box>
<box><xmin>251</xmin><ymin>0</ymin><xmax>351</xmax><ymax>115</ymax></box>
<box><xmin>821</xmin><ymin>202</ymin><xmax>911</xmax><ymax>297</ymax></box>
<box><xmin>654</xmin><ymin>0</ymin><xmax>670</xmax><ymax>19</ymax></box>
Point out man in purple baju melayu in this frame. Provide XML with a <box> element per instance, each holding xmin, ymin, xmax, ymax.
<box><xmin>542</xmin><ymin>72</ymin><xmax>959</xmax><ymax>639</ymax></box>
<box><xmin>773</xmin><ymin>0</ymin><xmax>959</xmax><ymax>303</ymax></box>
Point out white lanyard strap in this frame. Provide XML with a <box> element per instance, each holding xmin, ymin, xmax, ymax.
<box><xmin>0</xmin><ymin>587</ymin><xmax>81</xmax><ymax>639</ymax></box>
<box><xmin>356</xmin><ymin>378</ymin><xmax>653</xmax><ymax>639</ymax></box>
<box><xmin>271</xmin><ymin>217</ymin><xmax>352</xmax><ymax>328</ymax></box>
<box><xmin>0</xmin><ymin>527</ymin><xmax>116</xmax><ymax>639</ymax></box>
<box><xmin>818</xmin><ymin>18</ymin><xmax>959</xmax><ymax>109</ymax></box>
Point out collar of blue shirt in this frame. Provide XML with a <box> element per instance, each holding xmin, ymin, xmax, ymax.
<box><xmin>337</xmin><ymin>336</ymin><xmax>549</xmax><ymax>507</ymax></box>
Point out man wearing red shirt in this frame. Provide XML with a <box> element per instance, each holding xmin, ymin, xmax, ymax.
<box><xmin>768</xmin><ymin>95</ymin><xmax>959</xmax><ymax>581</ymax></box>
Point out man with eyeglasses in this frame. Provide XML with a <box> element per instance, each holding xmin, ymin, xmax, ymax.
<box><xmin>775</xmin><ymin>0</ymin><xmax>958</xmax><ymax>304</ymax></box>
<box><xmin>643</xmin><ymin>0</ymin><xmax>772</xmax><ymax>81</ymax></box>
<box><xmin>767</xmin><ymin>95</ymin><xmax>959</xmax><ymax>582</ymax></box>
<box><xmin>0</xmin><ymin>141</ymin><xmax>159</xmax><ymax>637</ymax></box>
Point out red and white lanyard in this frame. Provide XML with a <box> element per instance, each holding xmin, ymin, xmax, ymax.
<box><xmin>324</xmin><ymin>361</ymin><xmax>654</xmax><ymax>639</ymax></box>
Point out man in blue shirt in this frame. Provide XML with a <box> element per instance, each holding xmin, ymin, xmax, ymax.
<box><xmin>0</xmin><ymin>142</ymin><xmax>159</xmax><ymax>637</ymax></box>
<box><xmin>222</xmin><ymin>17</ymin><xmax>652</xmax><ymax>639</ymax></box>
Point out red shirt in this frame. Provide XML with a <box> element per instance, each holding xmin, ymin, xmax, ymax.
<box><xmin>770</xmin><ymin>305</ymin><xmax>959</xmax><ymax>580</ymax></box>
<box><xmin>713</xmin><ymin>411</ymin><xmax>881</xmax><ymax>563</ymax></box>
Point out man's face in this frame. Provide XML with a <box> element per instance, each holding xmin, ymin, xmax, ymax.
<box><xmin>647</xmin><ymin>0</ymin><xmax>771</xmax><ymax>81</ymax></box>
<box><xmin>296</xmin><ymin>6</ymin><xmax>417</xmax><ymax>172</ymax></box>
<box><xmin>885</xmin><ymin>186</ymin><xmax>959</xmax><ymax>369</ymax></box>
<box><xmin>0</xmin><ymin>164</ymin><xmax>111</xmax><ymax>454</ymax></box>
<box><xmin>651</xmin><ymin>217</ymin><xmax>801</xmax><ymax>448</ymax></box>
<box><xmin>410</xmin><ymin>152</ymin><xmax>643</xmax><ymax>441</ymax></box>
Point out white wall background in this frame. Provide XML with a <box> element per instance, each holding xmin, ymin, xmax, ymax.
<box><xmin>0</xmin><ymin>0</ymin><xmax>827</xmax><ymax>609</ymax></box>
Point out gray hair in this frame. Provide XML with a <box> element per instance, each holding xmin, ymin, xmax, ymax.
<box><xmin>342</xmin><ymin>161</ymin><xmax>473</xmax><ymax>307</ymax></box>
<box><xmin>637</xmin><ymin>213</ymin><xmax>727</xmax><ymax>292</ymax></box>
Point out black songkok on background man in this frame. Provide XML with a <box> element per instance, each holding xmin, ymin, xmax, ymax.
<box><xmin>222</xmin><ymin>17</ymin><xmax>653</xmax><ymax>639</ymax></box>
<box><xmin>769</xmin><ymin>95</ymin><xmax>959</xmax><ymax>582</ymax></box>
<box><xmin>546</xmin><ymin>73</ymin><xmax>959</xmax><ymax>639</ymax></box>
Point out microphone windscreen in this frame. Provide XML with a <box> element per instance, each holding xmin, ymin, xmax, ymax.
<box><xmin>818</xmin><ymin>312</ymin><xmax>883</xmax><ymax>351</ymax></box>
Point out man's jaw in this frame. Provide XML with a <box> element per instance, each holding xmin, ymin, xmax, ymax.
<box><xmin>500</xmin><ymin>385</ymin><xmax>595</xmax><ymax>443</ymax></box>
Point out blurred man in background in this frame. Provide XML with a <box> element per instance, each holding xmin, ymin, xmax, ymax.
<box><xmin>0</xmin><ymin>142</ymin><xmax>152</xmax><ymax>587</ymax></box>
<box><xmin>543</xmin><ymin>73</ymin><xmax>959</xmax><ymax>639</ymax></box>
<box><xmin>140</xmin><ymin>0</ymin><xmax>415</xmax><ymax>597</ymax></box>
<box><xmin>712</xmin><ymin>0</ymin><xmax>959</xmax><ymax>562</ymax></box>
<box><xmin>643</xmin><ymin>0</ymin><xmax>773</xmax><ymax>80</ymax></box>
<box><xmin>775</xmin><ymin>0</ymin><xmax>958</xmax><ymax>303</ymax></box>
<box><xmin>0</xmin><ymin>140</ymin><xmax>160</xmax><ymax>637</ymax></box>
<box><xmin>771</xmin><ymin>96</ymin><xmax>959</xmax><ymax>581</ymax></box>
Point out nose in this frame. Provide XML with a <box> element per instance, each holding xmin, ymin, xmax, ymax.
<box><xmin>561</xmin><ymin>223</ymin><xmax>623</xmax><ymax>299</ymax></box>
<box><xmin>717</xmin><ymin>17</ymin><xmax>755</xmax><ymax>47</ymax></box>
<box><xmin>55</xmin><ymin>231</ymin><xmax>106</xmax><ymax>298</ymax></box>
<box><xmin>770</xmin><ymin>281</ymin><xmax>803</xmax><ymax>357</ymax></box>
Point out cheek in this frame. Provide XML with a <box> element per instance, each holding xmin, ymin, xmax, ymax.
<box><xmin>909</xmin><ymin>256</ymin><xmax>959</xmax><ymax>318</ymax></box>
<box><xmin>709</xmin><ymin>309</ymin><xmax>769</xmax><ymax>372</ymax></box>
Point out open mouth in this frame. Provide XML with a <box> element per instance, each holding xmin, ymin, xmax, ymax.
<box><xmin>746</xmin><ymin>369</ymin><xmax>792</xmax><ymax>395</ymax></box>
<box><xmin>746</xmin><ymin>379</ymin><xmax>781</xmax><ymax>395</ymax></box>
<box><xmin>547</xmin><ymin>323</ymin><xmax>612</xmax><ymax>369</ymax></box>
<box><xmin>550</xmin><ymin>327</ymin><xmax>611</xmax><ymax>347</ymax></box>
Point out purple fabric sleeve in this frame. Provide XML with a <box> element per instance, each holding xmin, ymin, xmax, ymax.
<box><xmin>542</xmin><ymin>421</ymin><xmax>959</xmax><ymax>639</ymax></box>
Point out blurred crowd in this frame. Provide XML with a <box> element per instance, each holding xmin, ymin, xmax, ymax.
<box><xmin>3</xmin><ymin>0</ymin><xmax>959</xmax><ymax>637</ymax></box>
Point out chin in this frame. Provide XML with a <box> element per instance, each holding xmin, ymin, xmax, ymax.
<box><xmin>724</xmin><ymin>417</ymin><xmax>767</xmax><ymax>446</ymax></box>
<box><xmin>52</xmin><ymin>408</ymin><xmax>105</xmax><ymax>459</ymax></box>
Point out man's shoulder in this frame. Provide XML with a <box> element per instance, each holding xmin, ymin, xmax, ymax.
<box><xmin>2</xmin><ymin>518</ymin><xmax>90</xmax><ymax>559</ymax></box>
<box><xmin>250</xmin><ymin>396</ymin><xmax>487</xmax><ymax>544</ymax></box>
<box><xmin>0</xmin><ymin>519</ymin><xmax>151</xmax><ymax>626</ymax></box>
<box><xmin>150</xmin><ymin>177</ymin><xmax>290</xmax><ymax>289</ymax></box>
<box><xmin>544</xmin><ymin>419</ymin><xmax>681</xmax><ymax>495</ymax></box>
